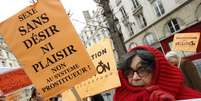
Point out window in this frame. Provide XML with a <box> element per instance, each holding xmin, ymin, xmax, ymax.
<box><xmin>83</xmin><ymin>40</ymin><xmax>86</xmax><ymax>45</ymax></box>
<box><xmin>128</xmin><ymin>24</ymin><xmax>134</xmax><ymax>36</ymax></box>
<box><xmin>0</xmin><ymin>38</ymin><xmax>3</xmax><ymax>45</ymax></box>
<box><xmin>88</xmin><ymin>42</ymin><xmax>91</xmax><ymax>47</ymax></box>
<box><xmin>81</xmin><ymin>35</ymin><xmax>83</xmax><ymax>40</ymax></box>
<box><xmin>93</xmin><ymin>38</ymin><xmax>96</xmax><ymax>43</ymax></box>
<box><xmin>148</xmin><ymin>0</ymin><xmax>155</xmax><ymax>3</ymax></box>
<box><xmin>0</xmin><ymin>49</ymin><xmax>2</xmax><ymax>56</ymax></box>
<box><xmin>6</xmin><ymin>52</ymin><xmax>9</xmax><ymax>58</ymax></box>
<box><xmin>24</xmin><ymin>89</ymin><xmax>30</xmax><ymax>97</ymax></box>
<box><xmin>144</xmin><ymin>33</ymin><xmax>157</xmax><ymax>45</ymax></box>
<box><xmin>135</xmin><ymin>13</ymin><xmax>147</xmax><ymax>28</ymax></box>
<box><xmin>153</xmin><ymin>0</ymin><xmax>165</xmax><ymax>17</ymax></box>
<box><xmin>93</xmin><ymin>26</ymin><xmax>97</xmax><ymax>30</ymax></box>
<box><xmin>167</xmin><ymin>18</ymin><xmax>180</xmax><ymax>33</ymax></box>
<box><xmin>97</xmin><ymin>34</ymin><xmax>101</xmax><ymax>41</ymax></box>
<box><xmin>9</xmin><ymin>63</ymin><xmax>12</xmax><ymax>67</ymax></box>
<box><xmin>131</xmin><ymin>0</ymin><xmax>140</xmax><ymax>8</ymax></box>
<box><xmin>2</xmin><ymin>61</ymin><xmax>5</xmax><ymax>67</ymax></box>
<box><xmin>102</xmin><ymin>29</ymin><xmax>106</xmax><ymax>35</ymax></box>
<box><xmin>120</xmin><ymin>6</ymin><xmax>128</xmax><ymax>19</ymax></box>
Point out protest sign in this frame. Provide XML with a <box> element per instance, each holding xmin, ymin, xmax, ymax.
<box><xmin>172</xmin><ymin>32</ymin><xmax>200</xmax><ymax>52</ymax></box>
<box><xmin>74</xmin><ymin>38</ymin><xmax>121</xmax><ymax>98</ymax></box>
<box><xmin>62</xmin><ymin>90</ymin><xmax>77</xmax><ymax>101</ymax></box>
<box><xmin>0</xmin><ymin>0</ymin><xmax>96</xmax><ymax>99</ymax></box>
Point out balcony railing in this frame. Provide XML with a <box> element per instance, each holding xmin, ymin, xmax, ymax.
<box><xmin>132</xmin><ymin>5</ymin><xmax>142</xmax><ymax>15</ymax></box>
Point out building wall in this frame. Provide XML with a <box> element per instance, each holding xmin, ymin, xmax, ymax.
<box><xmin>80</xmin><ymin>8</ymin><xmax>120</xmax><ymax>62</ymax></box>
<box><xmin>0</xmin><ymin>37</ymin><xmax>20</xmax><ymax>68</ymax></box>
<box><xmin>80</xmin><ymin>8</ymin><xmax>110</xmax><ymax>48</ymax></box>
<box><xmin>6</xmin><ymin>86</ymin><xmax>32</xmax><ymax>101</ymax></box>
<box><xmin>110</xmin><ymin>0</ymin><xmax>135</xmax><ymax>41</ymax></box>
<box><xmin>110</xmin><ymin>0</ymin><xmax>201</xmax><ymax>51</ymax></box>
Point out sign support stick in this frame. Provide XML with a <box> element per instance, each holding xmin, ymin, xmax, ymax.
<box><xmin>71</xmin><ymin>87</ymin><xmax>82</xmax><ymax>101</ymax></box>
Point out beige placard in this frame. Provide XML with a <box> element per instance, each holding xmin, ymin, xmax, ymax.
<box><xmin>172</xmin><ymin>32</ymin><xmax>200</xmax><ymax>52</ymax></box>
<box><xmin>74</xmin><ymin>38</ymin><xmax>121</xmax><ymax>98</ymax></box>
<box><xmin>0</xmin><ymin>0</ymin><xmax>96</xmax><ymax>99</ymax></box>
<box><xmin>62</xmin><ymin>90</ymin><xmax>77</xmax><ymax>101</ymax></box>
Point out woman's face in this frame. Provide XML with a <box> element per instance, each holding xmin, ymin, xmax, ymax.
<box><xmin>127</xmin><ymin>55</ymin><xmax>153</xmax><ymax>86</ymax></box>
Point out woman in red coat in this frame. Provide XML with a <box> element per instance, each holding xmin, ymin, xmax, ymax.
<box><xmin>114</xmin><ymin>45</ymin><xmax>201</xmax><ymax>101</ymax></box>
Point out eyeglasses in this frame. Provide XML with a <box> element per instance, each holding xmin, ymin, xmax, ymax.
<box><xmin>127</xmin><ymin>66</ymin><xmax>152</xmax><ymax>78</ymax></box>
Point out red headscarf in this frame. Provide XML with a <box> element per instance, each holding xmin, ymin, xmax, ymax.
<box><xmin>114</xmin><ymin>45</ymin><xmax>201</xmax><ymax>101</ymax></box>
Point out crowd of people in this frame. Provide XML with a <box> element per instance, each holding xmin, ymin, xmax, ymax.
<box><xmin>1</xmin><ymin>45</ymin><xmax>201</xmax><ymax>101</ymax></box>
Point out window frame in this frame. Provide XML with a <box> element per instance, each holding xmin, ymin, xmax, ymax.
<box><xmin>131</xmin><ymin>0</ymin><xmax>140</xmax><ymax>9</ymax></box>
<box><xmin>144</xmin><ymin>33</ymin><xmax>157</xmax><ymax>45</ymax></box>
<box><xmin>135</xmin><ymin>12</ymin><xmax>147</xmax><ymax>28</ymax></box>
<box><xmin>119</xmin><ymin>6</ymin><xmax>128</xmax><ymax>19</ymax></box>
<box><xmin>153</xmin><ymin>0</ymin><xmax>165</xmax><ymax>17</ymax></box>
<box><xmin>167</xmin><ymin>18</ymin><xmax>180</xmax><ymax>33</ymax></box>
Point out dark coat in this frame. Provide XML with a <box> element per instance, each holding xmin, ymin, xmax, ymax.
<box><xmin>180</xmin><ymin>60</ymin><xmax>201</xmax><ymax>92</ymax></box>
<box><xmin>91</xmin><ymin>94</ymin><xmax>104</xmax><ymax>101</ymax></box>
